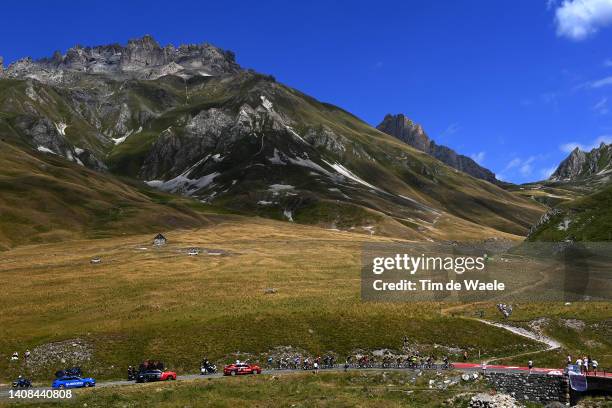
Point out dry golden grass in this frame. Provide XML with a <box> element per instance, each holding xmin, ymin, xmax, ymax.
<box><xmin>0</xmin><ymin>218</ymin><xmax>548</xmax><ymax>381</ymax></box>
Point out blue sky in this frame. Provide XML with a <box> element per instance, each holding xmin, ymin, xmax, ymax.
<box><xmin>1</xmin><ymin>0</ymin><xmax>611</xmax><ymax>183</ymax></box>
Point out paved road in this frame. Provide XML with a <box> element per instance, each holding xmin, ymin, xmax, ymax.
<box><xmin>5</xmin><ymin>363</ymin><xmax>609</xmax><ymax>402</ymax></box>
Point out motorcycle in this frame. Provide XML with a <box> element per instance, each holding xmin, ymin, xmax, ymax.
<box><xmin>12</xmin><ymin>378</ymin><xmax>32</xmax><ymax>388</ymax></box>
<box><xmin>200</xmin><ymin>364</ymin><xmax>217</xmax><ymax>375</ymax></box>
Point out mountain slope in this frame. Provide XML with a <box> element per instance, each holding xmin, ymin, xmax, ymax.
<box><xmin>527</xmin><ymin>184</ymin><xmax>612</xmax><ymax>241</ymax></box>
<box><xmin>0</xmin><ymin>36</ymin><xmax>546</xmax><ymax>242</ymax></box>
<box><xmin>377</xmin><ymin>113</ymin><xmax>498</xmax><ymax>184</ymax></box>
<box><xmin>0</xmin><ymin>140</ymin><xmax>222</xmax><ymax>249</ymax></box>
<box><xmin>523</xmin><ymin>142</ymin><xmax>612</xmax><ymax>241</ymax></box>
<box><xmin>549</xmin><ymin>142</ymin><xmax>612</xmax><ymax>184</ymax></box>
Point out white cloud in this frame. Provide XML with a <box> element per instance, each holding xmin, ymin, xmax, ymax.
<box><xmin>554</xmin><ymin>0</ymin><xmax>612</xmax><ymax>41</ymax></box>
<box><xmin>505</xmin><ymin>158</ymin><xmax>523</xmax><ymax>170</ymax></box>
<box><xmin>593</xmin><ymin>96</ymin><xmax>609</xmax><ymax>114</ymax></box>
<box><xmin>501</xmin><ymin>156</ymin><xmax>536</xmax><ymax>177</ymax></box>
<box><xmin>519</xmin><ymin>157</ymin><xmax>536</xmax><ymax>176</ymax></box>
<box><xmin>577</xmin><ymin>75</ymin><xmax>612</xmax><ymax>89</ymax></box>
<box><xmin>441</xmin><ymin>122</ymin><xmax>460</xmax><ymax>137</ymax></box>
<box><xmin>540</xmin><ymin>166</ymin><xmax>558</xmax><ymax>179</ymax></box>
<box><xmin>589</xmin><ymin>75</ymin><xmax>612</xmax><ymax>88</ymax></box>
<box><xmin>559</xmin><ymin>135</ymin><xmax>612</xmax><ymax>152</ymax></box>
<box><xmin>470</xmin><ymin>151</ymin><xmax>486</xmax><ymax>165</ymax></box>
<box><xmin>604</xmin><ymin>58</ymin><xmax>612</xmax><ymax>67</ymax></box>
<box><xmin>500</xmin><ymin>155</ymin><xmax>559</xmax><ymax>182</ymax></box>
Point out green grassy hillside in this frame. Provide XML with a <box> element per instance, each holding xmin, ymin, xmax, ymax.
<box><xmin>528</xmin><ymin>185</ymin><xmax>612</xmax><ymax>241</ymax></box>
<box><xmin>0</xmin><ymin>141</ymin><xmax>222</xmax><ymax>249</ymax></box>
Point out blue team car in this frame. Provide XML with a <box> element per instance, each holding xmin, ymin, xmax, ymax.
<box><xmin>52</xmin><ymin>375</ymin><xmax>96</xmax><ymax>389</ymax></box>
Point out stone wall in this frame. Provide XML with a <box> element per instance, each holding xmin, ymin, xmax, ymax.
<box><xmin>484</xmin><ymin>372</ymin><xmax>568</xmax><ymax>405</ymax></box>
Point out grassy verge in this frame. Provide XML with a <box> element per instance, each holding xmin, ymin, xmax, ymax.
<box><xmin>3</xmin><ymin>371</ymin><xmax>485</xmax><ymax>408</ymax></box>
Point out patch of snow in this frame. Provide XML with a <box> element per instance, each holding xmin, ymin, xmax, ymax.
<box><xmin>328</xmin><ymin>187</ymin><xmax>350</xmax><ymax>199</ymax></box>
<box><xmin>268</xmin><ymin>148</ymin><xmax>286</xmax><ymax>165</ymax></box>
<box><xmin>54</xmin><ymin>122</ymin><xmax>67</xmax><ymax>136</ymax></box>
<box><xmin>288</xmin><ymin>156</ymin><xmax>333</xmax><ymax>176</ymax></box>
<box><xmin>285</xmin><ymin>126</ymin><xmax>309</xmax><ymax>144</ymax></box>
<box><xmin>211</xmin><ymin>153</ymin><xmax>223</xmax><ymax>162</ymax></box>
<box><xmin>558</xmin><ymin>219</ymin><xmax>571</xmax><ymax>231</ymax></box>
<box><xmin>66</xmin><ymin>150</ymin><xmax>83</xmax><ymax>166</ymax></box>
<box><xmin>146</xmin><ymin>172</ymin><xmax>220</xmax><ymax>196</ymax></box>
<box><xmin>198</xmin><ymin>71</ymin><xmax>212</xmax><ymax>77</ymax></box>
<box><xmin>283</xmin><ymin>209</ymin><xmax>294</xmax><ymax>222</ymax></box>
<box><xmin>74</xmin><ymin>147</ymin><xmax>85</xmax><ymax>155</ymax></box>
<box><xmin>112</xmin><ymin>132</ymin><xmax>131</xmax><ymax>145</ymax></box>
<box><xmin>269</xmin><ymin>184</ymin><xmax>294</xmax><ymax>191</ymax></box>
<box><xmin>260</xmin><ymin>95</ymin><xmax>273</xmax><ymax>111</ymax></box>
<box><xmin>322</xmin><ymin>160</ymin><xmax>380</xmax><ymax>191</ymax></box>
<box><xmin>257</xmin><ymin>200</ymin><xmax>274</xmax><ymax>206</ymax></box>
<box><xmin>112</xmin><ymin>127</ymin><xmax>141</xmax><ymax>145</ymax></box>
<box><xmin>37</xmin><ymin>146</ymin><xmax>56</xmax><ymax>154</ymax></box>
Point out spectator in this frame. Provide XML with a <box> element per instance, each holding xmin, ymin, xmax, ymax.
<box><xmin>576</xmin><ymin>357</ymin><xmax>583</xmax><ymax>374</ymax></box>
<box><xmin>567</xmin><ymin>355</ymin><xmax>572</xmax><ymax>366</ymax></box>
<box><xmin>528</xmin><ymin>360</ymin><xmax>533</xmax><ymax>374</ymax></box>
<box><xmin>592</xmin><ymin>359</ymin><xmax>598</xmax><ymax>375</ymax></box>
<box><xmin>11</xmin><ymin>352</ymin><xmax>18</xmax><ymax>361</ymax></box>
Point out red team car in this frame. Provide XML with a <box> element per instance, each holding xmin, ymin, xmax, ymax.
<box><xmin>135</xmin><ymin>369</ymin><xmax>177</xmax><ymax>383</ymax></box>
<box><xmin>223</xmin><ymin>362</ymin><xmax>262</xmax><ymax>376</ymax></box>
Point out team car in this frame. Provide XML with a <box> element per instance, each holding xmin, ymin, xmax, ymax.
<box><xmin>223</xmin><ymin>362</ymin><xmax>262</xmax><ymax>376</ymax></box>
<box><xmin>51</xmin><ymin>376</ymin><xmax>96</xmax><ymax>389</ymax></box>
<box><xmin>12</xmin><ymin>377</ymin><xmax>32</xmax><ymax>388</ymax></box>
<box><xmin>135</xmin><ymin>369</ymin><xmax>177</xmax><ymax>383</ymax></box>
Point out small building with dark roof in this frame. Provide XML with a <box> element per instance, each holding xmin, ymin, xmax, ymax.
<box><xmin>153</xmin><ymin>233</ymin><xmax>167</xmax><ymax>246</ymax></box>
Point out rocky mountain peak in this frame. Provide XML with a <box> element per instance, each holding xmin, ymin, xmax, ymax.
<box><xmin>0</xmin><ymin>35</ymin><xmax>241</xmax><ymax>83</ymax></box>
<box><xmin>549</xmin><ymin>142</ymin><xmax>611</xmax><ymax>182</ymax></box>
<box><xmin>377</xmin><ymin>113</ymin><xmax>498</xmax><ymax>184</ymax></box>
<box><xmin>378</xmin><ymin>113</ymin><xmax>431</xmax><ymax>152</ymax></box>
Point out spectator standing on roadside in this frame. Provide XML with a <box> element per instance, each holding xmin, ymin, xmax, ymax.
<box><xmin>528</xmin><ymin>360</ymin><xmax>533</xmax><ymax>374</ymax></box>
<box><xmin>576</xmin><ymin>357</ymin><xmax>583</xmax><ymax>374</ymax></box>
<box><xmin>567</xmin><ymin>355</ymin><xmax>572</xmax><ymax>365</ymax></box>
<box><xmin>592</xmin><ymin>359</ymin><xmax>598</xmax><ymax>375</ymax></box>
<box><xmin>463</xmin><ymin>351</ymin><xmax>468</xmax><ymax>361</ymax></box>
